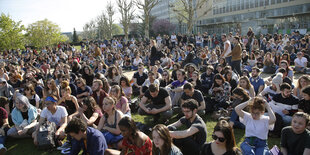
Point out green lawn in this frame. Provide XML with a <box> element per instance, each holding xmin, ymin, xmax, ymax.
<box><xmin>5</xmin><ymin>113</ymin><xmax>280</xmax><ymax>155</ymax></box>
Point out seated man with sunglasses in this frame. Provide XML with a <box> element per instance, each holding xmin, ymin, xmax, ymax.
<box><xmin>168</xmin><ymin>99</ymin><xmax>207</xmax><ymax>155</ymax></box>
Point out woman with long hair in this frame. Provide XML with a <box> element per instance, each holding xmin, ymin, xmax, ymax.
<box><xmin>209</xmin><ymin>73</ymin><xmax>231</xmax><ymax>110</ymax></box>
<box><xmin>224</xmin><ymin>71</ymin><xmax>238</xmax><ymax>92</ymax></box>
<box><xmin>106</xmin><ymin>65</ymin><xmax>121</xmax><ymax>86</ymax></box>
<box><xmin>200</xmin><ymin>120</ymin><xmax>241</xmax><ymax>155</ymax></box>
<box><xmin>293</xmin><ymin>75</ymin><xmax>310</xmax><ymax>99</ymax></box>
<box><xmin>160</xmin><ymin>69</ymin><xmax>173</xmax><ymax>87</ymax></box>
<box><xmin>119</xmin><ymin>116</ymin><xmax>152</xmax><ymax>155</ymax></box>
<box><xmin>23</xmin><ymin>83</ymin><xmax>41</xmax><ymax>111</ymax></box>
<box><xmin>97</xmin><ymin>96</ymin><xmax>123</xmax><ymax>147</ymax></box>
<box><xmin>110</xmin><ymin>85</ymin><xmax>130</xmax><ymax>117</ymax></box>
<box><xmin>82</xmin><ymin>65</ymin><xmax>95</xmax><ymax>86</ymax></box>
<box><xmin>120</xmin><ymin>76</ymin><xmax>132</xmax><ymax>100</ymax></box>
<box><xmin>229</xmin><ymin>87</ymin><xmax>250</xmax><ymax>129</ymax></box>
<box><xmin>43</xmin><ymin>78</ymin><xmax>59</xmax><ymax>100</ymax></box>
<box><xmin>58</xmin><ymin>81</ymin><xmax>79</xmax><ymax>122</ymax></box>
<box><xmin>152</xmin><ymin>124</ymin><xmax>182</xmax><ymax>155</ymax></box>
<box><xmin>238</xmin><ymin>76</ymin><xmax>255</xmax><ymax>98</ymax></box>
<box><xmin>78</xmin><ymin>96</ymin><xmax>103</xmax><ymax>127</ymax></box>
<box><xmin>188</xmin><ymin>71</ymin><xmax>202</xmax><ymax>91</ymax></box>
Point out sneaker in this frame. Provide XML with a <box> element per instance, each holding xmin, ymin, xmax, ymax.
<box><xmin>61</xmin><ymin>147</ymin><xmax>71</xmax><ymax>154</ymax></box>
<box><xmin>0</xmin><ymin>144</ymin><xmax>7</xmax><ymax>155</ymax></box>
<box><xmin>57</xmin><ymin>142</ymin><xmax>70</xmax><ymax>150</ymax></box>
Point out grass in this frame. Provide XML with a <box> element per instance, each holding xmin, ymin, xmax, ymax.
<box><xmin>5</xmin><ymin>113</ymin><xmax>280</xmax><ymax>155</ymax></box>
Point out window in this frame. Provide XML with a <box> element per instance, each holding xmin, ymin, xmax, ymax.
<box><xmin>245</xmin><ymin>0</ymin><xmax>249</xmax><ymax>9</ymax></box>
<box><xmin>271</xmin><ymin>0</ymin><xmax>275</xmax><ymax>5</ymax></box>
<box><xmin>250</xmin><ymin>0</ymin><xmax>255</xmax><ymax>8</ymax></box>
<box><xmin>265</xmin><ymin>0</ymin><xmax>269</xmax><ymax>6</ymax></box>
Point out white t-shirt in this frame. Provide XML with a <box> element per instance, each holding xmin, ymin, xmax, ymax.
<box><xmin>223</xmin><ymin>40</ymin><xmax>232</xmax><ymax>57</ymax></box>
<box><xmin>171</xmin><ymin>35</ymin><xmax>177</xmax><ymax>43</ymax></box>
<box><xmin>142</xmin><ymin>79</ymin><xmax>160</xmax><ymax>87</ymax></box>
<box><xmin>133</xmin><ymin>58</ymin><xmax>143</xmax><ymax>66</ymax></box>
<box><xmin>294</xmin><ymin>57</ymin><xmax>308</xmax><ymax>67</ymax></box>
<box><xmin>243</xmin><ymin>112</ymin><xmax>270</xmax><ymax>140</ymax></box>
<box><xmin>40</xmin><ymin>106</ymin><xmax>68</xmax><ymax>126</ymax></box>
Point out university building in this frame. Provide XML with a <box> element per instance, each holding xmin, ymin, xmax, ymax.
<box><xmin>150</xmin><ymin>0</ymin><xmax>310</xmax><ymax>35</ymax></box>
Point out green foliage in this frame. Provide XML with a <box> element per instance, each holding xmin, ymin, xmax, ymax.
<box><xmin>26</xmin><ymin>19</ymin><xmax>68</xmax><ymax>48</ymax></box>
<box><xmin>112</xmin><ymin>24</ymin><xmax>123</xmax><ymax>35</ymax></box>
<box><xmin>72</xmin><ymin>28</ymin><xmax>78</xmax><ymax>43</ymax></box>
<box><xmin>0</xmin><ymin>13</ymin><xmax>25</xmax><ymax>50</ymax></box>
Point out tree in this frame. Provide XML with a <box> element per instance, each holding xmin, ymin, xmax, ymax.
<box><xmin>107</xmin><ymin>1</ymin><xmax>115</xmax><ymax>39</ymax></box>
<box><xmin>117</xmin><ymin>0</ymin><xmax>135</xmax><ymax>41</ymax></box>
<box><xmin>82</xmin><ymin>19</ymin><xmax>97</xmax><ymax>40</ymax></box>
<box><xmin>73</xmin><ymin>28</ymin><xmax>78</xmax><ymax>43</ymax></box>
<box><xmin>112</xmin><ymin>24</ymin><xmax>123</xmax><ymax>36</ymax></box>
<box><xmin>0</xmin><ymin>13</ymin><xmax>25</xmax><ymax>50</ymax></box>
<box><xmin>152</xmin><ymin>19</ymin><xmax>175</xmax><ymax>35</ymax></box>
<box><xmin>170</xmin><ymin>0</ymin><xmax>211</xmax><ymax>34</ymax></box>
<box><xmin>26</xmin><ymin>19</ymin><xmax>68</xmax><ymax>48</ymax></box>
<box><xmin>135</xmin><ymin>0</ymin><xmax>159</xmax><ymax>39</ymax></box>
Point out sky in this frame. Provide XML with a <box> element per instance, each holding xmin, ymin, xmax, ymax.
<box><xmin>0</xmin><ymin>0</ymin><xmax>122</xmax><ymax>32</ymax></box>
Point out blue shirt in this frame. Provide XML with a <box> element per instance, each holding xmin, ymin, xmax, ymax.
<box><xmin>70</xmin><ymin>127</ymin><xmax>107</xmax><ymax>155</ymax></box>
<box><xmin>250</xmin><ymin>76</ymin><xmax>264</xmax><ymax>95</ymax></box>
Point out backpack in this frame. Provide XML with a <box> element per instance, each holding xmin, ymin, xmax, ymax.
<box><xmin>37</xmin><ymin>121</ymin><xmax>57</xmax><ymax>150</ymax></box>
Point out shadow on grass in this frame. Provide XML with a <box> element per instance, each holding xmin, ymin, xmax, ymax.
<box><xmin>6</xmin><ymin>138</ymin><xmax>61</xmax><ymax>155</ymax></box>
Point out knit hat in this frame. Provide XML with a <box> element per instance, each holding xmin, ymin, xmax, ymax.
<box><xmin>272</xmin><ymin>73</ymin><xmax>283</xmax><ymax>91</ymax></box>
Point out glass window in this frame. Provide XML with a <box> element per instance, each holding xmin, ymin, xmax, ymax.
<box><xmin>271</xmin><ymin>0</ymin><xmax>275</xmax><ymax>5</ymax></box>
<box><xmin>277</xmin><ymin>0</ymin><xmax>281</xmax><ymax>3</ymax></box>
<box><xmin>245</xmin><ymin>0</ymin><xmax>249</xmax><ymax>9</ymax></box>
<box><xmin>250</xmin><ymin>0</ymin><xmax>255</xmax><ymax>8</ymax></box>
<box><xmin>265</xmin><ymin>0</ymin><xmax>269</xmax><ymax>6</ymax></box>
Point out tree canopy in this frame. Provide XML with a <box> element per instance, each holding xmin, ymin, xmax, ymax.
<box><xmin>0</xmin><ymin>13</ymin><xmax>25</xmax><ymax>50</ymax></box>
<box><xmin>26</xmin><ymin>19</ymin><xmax>68</xmax><ymax>48</ymax></box>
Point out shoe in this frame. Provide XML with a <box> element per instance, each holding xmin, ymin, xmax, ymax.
<box><xmin>57</xmin><ymin>141</ymin><xmax>71</xmax><ymax>150</ymax></box>
<box><xmin>61</xmin><ymin>147</ymin><xmax>71</xmax><ymax>154</ymax></box>
<box><xmin>0</xmin><ymin>144</ymin><xmax>7</xmax><ymax>155</ymax></box>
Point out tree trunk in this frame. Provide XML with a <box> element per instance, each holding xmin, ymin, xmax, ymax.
<box><xmin>145</xmin><ymin>13</ymin><xmax>149</xmax><ymax>39</ymax></box>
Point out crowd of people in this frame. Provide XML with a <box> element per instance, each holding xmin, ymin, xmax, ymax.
<box><xmin>0</xmin><ymin>28</ymin><xmax>310</xmax><ymax>155</ymax></box>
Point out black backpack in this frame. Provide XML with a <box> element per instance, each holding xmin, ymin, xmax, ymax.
<box><xmin>37</xmin><ymin>121</ymin><xmax>57</xmax><ymax>150</ymax></box>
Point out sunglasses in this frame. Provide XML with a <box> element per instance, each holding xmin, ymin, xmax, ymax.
<box><xmin>212</xmin><ymin>134</ymin><xmax>225</xmax><ymax>142</ymax></box>
<box><xmin>163</xmin><ymin>74</ymin><xmax>168</xmax><ymax>76</ymax></box>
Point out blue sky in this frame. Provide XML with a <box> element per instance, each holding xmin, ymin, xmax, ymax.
<box><xmin>0</xmin><ymin>0</ymin><xmax>120</xmax><ymax>32</ymax></box>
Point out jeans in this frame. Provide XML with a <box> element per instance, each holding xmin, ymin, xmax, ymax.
<box><xmin>231</xmin><ymin>60</ymin><xmax>242</xmax><ymax>76</ymax></box>
<box><xmin>138</xmin><ymin>104</ymin><xmax>173</xmax><ymax>121</ymax></box>
<box><xmin>0</xmin><ymin>136</ymin><xmax>5</xmax><ymax>145</ymax></box>
<box><xmin>241</xmin><ymin>137</ymin><xmax>270</xmax><ymax>155</ymax></box>
<box><xmin>230</xmin><ymin>110</ymin><xmax>245</xmax><ymax>129</ymax></box>
<box><xmin>225</xmin><ymin>56</ymin><xmax>232</xmax><ymax>66</ymax></box>
<box><xmin>281</xmin><ymin>115</ymin><xmax>292</xmax><ymax>126</ymax></box>
<box><xmin>131</xmin><ymin>65</ymin><xmax>138</xmax><ymax>71</ymax></box>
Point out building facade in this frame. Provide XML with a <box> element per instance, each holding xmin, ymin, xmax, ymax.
<box><xmin>150</xmin><ymin>0</ymin><xmax>310</xmax><ymax>35</ymax></box>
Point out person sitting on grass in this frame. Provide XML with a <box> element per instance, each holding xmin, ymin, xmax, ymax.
<box><xmin>97</xmin><ymin>96</ymin><xmax>123</xmax><ymax>149</ymax></box>
<box><xmin>65</xmin><ymin>117</ymin><xmax>107</xmax><ymax>155</ymax></box>
<box><xmin>32</xmin><ymin>96</ymin><xmax>68</xmax><ymax>146</ymax></box>
<box><xmin>235</xmin><ymin>97</ymin><xmax>276</xmax><ymax>155</ymax></box>
<box><xmin>0</xmin><ymin>104</ymin><xmax>8</xmax><ymax>154</ymax></box>
<box><xmin>105</xmin><ymin>116</ymin><xmax>153</xmax><ymax>155</ymax></box>
<box><xmin>200</xmin><ymin>119</ymin><xmax>241</xmax><ymax>155</ymax></box>
<box><xmin>138</xmin><ymin>83</ymin><xmax>172</xmax><ymax>123</ymax></box>
<box><xmin>298</xmin><ymin>86</ymin><xmax>310</xmax><ymax>116</ymax></box>
<box><xmin>77</xmin><ymin>96</ymin><xmax>103</xmax><ymax>128</ymax></box>
<box><xmin>180</xmin><ymin>83</ymin><xmax>206</xmax><ymax>116</ymax></box>
<box><xmin>152</xmin><ymin>124</ymin><xmax>182</xmax><ymax>155</ymax></box>
<box><xmin>269</xmin><ymin>83</ymin><xmax>299</xmax><ymax>126</ymax></box>
<box><xmin>8</xmin><ymin>93</ymin><xmax>38</xmax><ymax>138</ymax></box>
<box><xmin>167</xmin><ymin>99</ymin><xmax>207</xmax><ymax>155</ymax></box>
<box><xmin>280</xmin><ymin>112</ymin><xmax>310</xmax><ymax>155</ymax></box>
